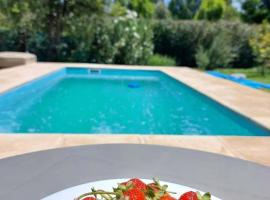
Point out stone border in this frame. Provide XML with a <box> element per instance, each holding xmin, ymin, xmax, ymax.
<box><xmin>0</xmin><ymin>134</ymin><xmax>270</xmax><ymax>166</ymax></box>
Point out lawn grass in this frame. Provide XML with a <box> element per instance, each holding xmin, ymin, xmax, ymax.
<box><xmin>216</xmin><ymin>67</ymin><xmax>270</xmax><ymax>84</ymax></box>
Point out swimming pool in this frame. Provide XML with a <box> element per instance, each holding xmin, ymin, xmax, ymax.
<box><xmin>0</xmin><ymin>67</ymin><xmax>269</xmax><ymax>135</ymax></box>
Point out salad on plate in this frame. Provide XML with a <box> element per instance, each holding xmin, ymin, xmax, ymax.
<box><xmin>75</xmin><ymin>178</ymin><xmax>211</xmax><ymax>200</ymax></box>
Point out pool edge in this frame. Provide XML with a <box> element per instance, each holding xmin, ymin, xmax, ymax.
<box><xmin>0</xmin><ymin>134</ymin><xmax>270</xmax><ymax>167</ymax></box>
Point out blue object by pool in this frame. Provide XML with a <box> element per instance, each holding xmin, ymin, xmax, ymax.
<box><xmin>0</xmin><ymin>67</ymin><xmax>269</xmax><ymax>135</ymax></box>
<box><xmin>128</xmin><ymin>82</ymin><xmax>140</xmax><ymax>88</ymax></box>
<box><xmin>207</xmin><ymin>71</ymin><xmax>270</xmax><ymax>90</ymax></box>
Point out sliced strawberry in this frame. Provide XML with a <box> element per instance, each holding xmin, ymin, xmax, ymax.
<box><xmin>123</xmin><ymin>188</ymin><xmax>146</xmax><ymax>200</ymax></box>
<box><xmin>160</xmin><ymin>194</ymin><xmax>177</xmax><ymax>200</ymax></box>
<box><xmin>179</xmin><ymin>191</ymin><xmax>198</xmax><ymax>200</ymax></box>
<box><xmin>121</xmin><ymin>178</ymin><xmax>147</xmax><ymax>191</ymax></box>
<box><xmin>81</xmin><ymin>197</ymin><xmax>96</xmax><ymax>200</ymax></box>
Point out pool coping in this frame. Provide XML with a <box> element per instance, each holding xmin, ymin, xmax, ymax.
<box><xmin>0</xmin><ymin>62</ymin><xmax>270</xmax><ymax>166</ymax></box>
<box><xmin>1</xmin><ymin>134</ymin><xmax>270</xmax><ymax>167</ymax></box>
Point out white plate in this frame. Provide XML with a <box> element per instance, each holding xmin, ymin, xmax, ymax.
<box><xmin>42</xmin><ymin>178</ymin><xmax>222</xmax><ymax>200</ymax></box>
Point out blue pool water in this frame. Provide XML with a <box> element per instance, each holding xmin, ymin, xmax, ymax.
<box><xmin>0</xmin><ymin>67</ymin><xmax>269</xmax><ymax>135</ymax></box>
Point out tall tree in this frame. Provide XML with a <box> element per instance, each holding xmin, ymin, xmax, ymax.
<box><xmin>223</xmin><ymin>0</ymin><xmax>240</xmax><ymax>20</ymax></box>
<box><xmin>249</xmin><ymin>21</ymin><xmax>270</xmax><ymax>75</ymax></box>
<box><xmin>241</xmin><ymin>0</ymin><xmax>270</xmax><ymax>23</ymax></box>
<box><xmin>195</xmin><ymin>0</ymin><xmax>227</xmax><ymax>21</ymax></box>
<box><xmin>0</xmin><ymin>0</ymin><xmax>106</xmax><ymax>56</ymax></box>
<box><xmin>0</xmin><ymin>0</ymin><xmax>35</xmax><ymax>51</ymax></box>
<box><xmin>110</xmin><ymin>2</ymin><xmax>128</xmax><ymax>16</ymax></box>
<box><xmin>154</xmin><ymin>0</ymin><xmax>171</xmax><ymax>19</ymax></box>
<box><xmin>169</xmin><ymin>0</ymin><xmax>201</xmax><ymax>19</ymax></box>
<box><xmin>115</xmin><ymin>0</ymin><xmax>155</xmax><ymax>18</ymax></box>
<box><xmin>262</xmin><ymin>0</ymin><xmax>270</xmax><ymax>10</ymax></box>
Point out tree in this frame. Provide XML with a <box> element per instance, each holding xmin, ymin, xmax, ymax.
<box><xmin>262</xmin><ymin>0</ymin><xmax>270</xmax><ymax>11</ymax></box>
<box><xmin>0</xmin><ymin>0</ymin><xmax>36</xmax><ymax>51</ymax></box>
<box><xmin>0</xmin><ymin>12</ymin><xmax>5</xmax><ymax>25</ymax></box>
<box><xmin>0</xmin><ymin>0</ymin><xmax>106</xmax><ymax>57</ymax></box>
<box><xmin>169</xmin><ymin>0</ymin><xmax>201</xmax><ymax>19</ymax></box>
<box><xmin>223</xmin><ymin>4</ymin><xmax>239</xmax><ymax>20</ymax></box>
<box><xmin>110</xmin><ymin>2</ymin><xmax>128</xmax><ymax>16</ymax></box>
<box><xmin>115</xmin><ymin>0</ymin><xmax>155</xmax><ymax>18</ymax></box>
<box><xmin>129</xmin><ymin>0</ymin><xmax>155</xmax><ymax>18</ymax></box>
<box><xmin>154</xmin><ymin>1</ymin><xmax>171</xmax><ymax>19</ymax></box>
<box><xmin>249</xmin><ymin>21</ymin><xmax>270</xmax><ymax>75</ymax></box>
<box><xmin>241</xmin><ymin>0</ymin><xmax>270</xmax><ymax>23</ymax></box>
<box><xmin>36</xmin><ymin>0</ymin><xmax>105</xmax><ymax>60</ymax></box>
<box><xmin>195</xmin><ymin>0</ymin><xmax>227</xmax><ymax>21</ymax></box>
<box><xmin>115</xmin><ymin>0</ymin><xmax>130</xmax><ymax>7</ymax></box>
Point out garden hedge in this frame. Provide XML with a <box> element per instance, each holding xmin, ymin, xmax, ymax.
<box><xmin>153</xmin><ymin>20</ymin><xmax>256</xmax><ymax>68</ymax></box>
<box><xmin>0</xmin><ymin>18</ymin><xmax>257</xmax><ymax>68</ymax></box>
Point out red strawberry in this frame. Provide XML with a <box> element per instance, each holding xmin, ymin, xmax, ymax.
<box><xmin>160</xmin><ymin>194</ymin><xmax>177</xmax><ymax>200</ymax></box>
<box><xmin>81</xmin><ymin>197</ymin><xmax>96</xmax><ymax>200</ymax></box>
<box><xmin>179</xmin><ymin>191</ymin><xmax>198</xmax><ymax>200</ymax></box>
<box><xmin>121</xmin><ymin>178</ymin><xmax>147</xmax><ymax>191</ymax></box>
<box><xmin>147</xmin><ymin>183</ymin><xmax>160</xmax><ymax>192</ymax></box>
<box><xmin>123</xmin><ymin>188</ymin><xmax>146</xmax><ymax>200</ymax></box>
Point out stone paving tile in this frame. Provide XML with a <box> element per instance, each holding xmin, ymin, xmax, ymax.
<box><xmin>0</xmin><ymin>135</ymin><xmax>269</xmax><ymax>166</ymax></box>
<box><xmin>218</xmin><ymin>136</ymin><xmax>270</xmax><ymax>166</ymax></box>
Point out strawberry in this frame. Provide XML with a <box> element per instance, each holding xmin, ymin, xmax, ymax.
<box><xmin>123</xmin><ymin>188</ymin><xmax>146</xmax><ymax>200</ymax></box>
<box><xmin>179</xmin><ymin>191</ymin><xmax>198</xmax><ymax>200</ymax></box>
<box><xmin>81</xmin><ymin>197</ymin><xmax>96</xmax><ymax>200</ymax></box>
<box><xmin>160</xmin><ymin>194</ymin><xmax>176</xmax><ymax>200</ymax></box>
<box><xmin>76</xmin><ymin>179</ymin><xmax>211</xmax><ymax>200</ymax></box>
<box><xmin>121</xmin><ymin>178</ymin><xmax>147</xmax><ymax>191</ymax></box>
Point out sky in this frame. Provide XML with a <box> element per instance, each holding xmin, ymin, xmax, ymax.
<box><xmin>232</xmin><ymin>0</ymin><xmax>243</xmax><ymax>10</ymax></box>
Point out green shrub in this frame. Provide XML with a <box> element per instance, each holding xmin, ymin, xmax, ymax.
<box><xmin>195</xmin><ymin>32</ymin><xmax>236</xmax><ymax>70</ymax></box>
<box><xmin>153</xmin><ymin>20</ymin><xmax>256</xmax><ymax>68</ymax></box>
<box><xmin>0</xmin><ymin>18</ymin><xmax>256</xmax><ymax>69</ymax></box>
<box><xmin>249</xmin><ymin>21</ymin><xmax>270</xmax><ymax>76</ymax></box>
<box><xmin>147</xmin><ymin>54</ymin><xmax>176</xmax><ymax>66</ymax></box>
<box><xmin>76</xmin><ymin>17</ymin><xmax>153</xmax><ymax>65</ymax></box>
<box><xmin>0</xmin><ymin>16</ymin><xmax>153</xmax><ymax>64</ymax></box>
<box><xmin>194</xmin><ymin>46</ymin><xmax>210</xmax><ymax>69</ymax></box>
<box><xmin>27</xmin><ymin>32</ymin><xmax>51</xmax><ymax>61</ymax></box>
<box><xmin>61</xmin><ymin>16</ymin><xmax>153</xmax><ymax>64</ymax></box>
<box><xmin>112</xmin><ymin>17</ymin><xmax>153</xmax><ymax>65</ymax></box>
<box><xmin>0</xmin><ymin>29</ymin><xmax>20</xmax><ymax>51</ymax></box>
<box><xmin>153</xmin><ymin>20</ymin><xmax>205</xmax><ymax>66</ymax></box>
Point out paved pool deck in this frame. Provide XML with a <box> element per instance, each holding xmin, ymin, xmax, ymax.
<box><xmin>0</xmin><ymin>62</ymin><xmax>270</xmax><ymax>166</ymax></box>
